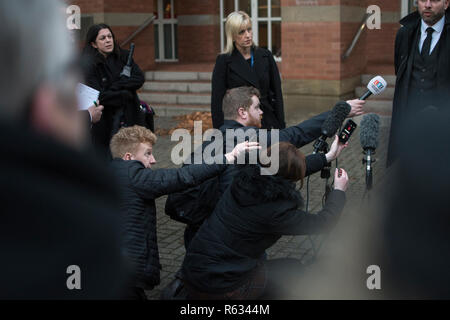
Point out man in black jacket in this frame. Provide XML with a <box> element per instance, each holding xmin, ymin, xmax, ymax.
<box><xmin>109</xmin><ymin>125</ymin><xmax>257</xmax><ymax>299</ymax></box>
<box><xmin>387</xmin><ymin>2</ymin><xmax>450</xmax><ymax>166</ymax></box>
<box><xmin>166</xmin><ymin>87</ymin><xmax>365</xmax><ymax>248</ymax></box>
<box><xmin>0</xmin><ymin>0</ymin><xmax>129</xmax><ymax>299</ymax></box>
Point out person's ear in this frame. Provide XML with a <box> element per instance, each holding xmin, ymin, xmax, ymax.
<box><xmin>91</xmin><ymin>42</ymin><xmax>98</xmax><ymax>49</ymax></box>
<box><xmin>237</xmin><ymin>107</ymin><xmax>247</xmax><ymax>119</ymax></box>
<box><xmin>122</xmin><ymin>152</ymin><xmax>133</xmax><ymax>161</ymax></box>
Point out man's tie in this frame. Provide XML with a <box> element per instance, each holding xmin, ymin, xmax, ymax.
<box><xmin>421</xmin><ymin>27</ymin><xmax>434</xmax><ymax>59</ymax></box>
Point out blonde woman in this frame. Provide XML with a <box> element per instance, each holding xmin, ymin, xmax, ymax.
<box><xmin>211</xmin><ymin>11</ymin><xmax>285</xmax><ymax>129</ymax></box>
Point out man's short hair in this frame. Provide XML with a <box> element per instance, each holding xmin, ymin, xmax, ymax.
<box><xmin>222</xmin><ymin>86</ymin><xmax>261</xmax><ymax>120</ymax></box>
<box><xmin>110</xmin><ymin>126</ymin><xmax>157</xmax><ymax>158</ymax></box>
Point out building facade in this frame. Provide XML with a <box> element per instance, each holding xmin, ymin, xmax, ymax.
<box><xmin>70</xmin><ymin>0</ymin><xmax>419</xmax><ymax>116</ymax></box>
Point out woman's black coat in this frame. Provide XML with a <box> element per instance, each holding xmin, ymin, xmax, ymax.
<box><xmin>181</xmin><ymin>165</ymin><xmax>346</xmax><ymax>294</ymax></box>
<box><xmin>211</xmin><ymin>46</ymin><xmax>285</xmax><ymax>129</ymax></box>
<box><xmin>82</xmin><ymin>49</ymin><xmax>145</xmax><ymax>152</ymax></box>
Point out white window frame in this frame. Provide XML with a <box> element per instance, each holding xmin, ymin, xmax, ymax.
<box><xmin>401</xmin><ymin>0</ymin><xmax>417</xmax><ymax>18</ymax></box>
<box><xmin>155</xmin><ymin>0</ymin><xmax>178</xmax><ymax>62</ymax></box>
<box><xmin>220</xmin><ymin>0</ymin><xmax>281</xmax><ymax>60</ymax></box>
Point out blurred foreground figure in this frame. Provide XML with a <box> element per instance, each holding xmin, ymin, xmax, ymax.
<box><xmin>0</xmin><ymin>0</ymin><xmax>129</xmax><ymax>299</ymax></box>
<box><xmin>380</xmin><ymin>107</ymin><xmax>450</xmax><ymax>299</ymax></box>
<box><xmin>293</xmin><ymin>107</ymin><xmax>450</xmax><ymax>300</ymax></box>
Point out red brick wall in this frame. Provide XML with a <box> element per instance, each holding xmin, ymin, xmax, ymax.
<box><xmin>112</xmin><ymin>26</ymin><xmax>155</xmax><ymax>70</ymax></box>
<box><xmin>281</xmin><ymin>0</ymin><xmax>399</xmax><ymax>84</ymax></box>
<box><xmin>178</xmin><ymin>25</ymin><xmax>220</xmax><ymax>63</ymax></box>
<box><xmin>103</xmin><ymin>0</ymin><xmax>153</xmax><ymax>13</ymax></box>
<box><xmin>363</xmin><ymin>0</ymin><xmax>399</xmax><ymax>74</ymax></box>
<box><xmin>69</xmin><ymin>0</ymin><xmax>155</xmax><ymax>70</ymax></box>
<box><xmin>177</xmin><ymin>0</ymin><xmax>220</xmax><ymax>63</ymax></box>
<box><xmin>282</xmin><ymin>22</ymin><xmax>343</xmax><ymax>80</ymax></box>
<box><xmin>178</xmin><ymin>0</ymin><xmax>219</xmax><ymax>15</ymax></box>
<box><xmin>70</xmin><ymin>0</ymin><xmax>400</xmax><ymax>73</ymax></box>
<box><xmin>341</xmin><ymin>23</ymin><xmax>367</xmax><ymax>78</ymax></box>
<box><xmin>70</xmin><ymin>0</ymin><xmax>104</xmax><ymax>12</ymax></box>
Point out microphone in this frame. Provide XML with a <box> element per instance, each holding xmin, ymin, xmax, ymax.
<box><xmin>313</xmin><ymin>101</ymin><xmax>351</xmax><ymax>154</ymax></box>
<box><xmin>359</xmin><ymin>76</ymin><xmax>387</xmax><ymax>100</ymax></box>
<box><xmin>360</xmin><ymin>113</ymin><xmax>380</xmax><ymax>190</ymax></box>
<box><xmin>120</xmin><ymin>43</ymin><xmax>135</xmax><ymax>78</ymax></box>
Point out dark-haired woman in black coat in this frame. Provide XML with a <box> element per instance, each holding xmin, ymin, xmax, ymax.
<box><xmin>181</xmin><ymin>142</ymin><xmax>349</xmax><ymax>299</ymax></box>
<box><xmin>82</xmin><ymin>23</ymin><xmax>145</xmax><ymax>157</ymax></box>
<box><xmin>211</xmin><ymin>11</ymin><xmax>285</xmax><ymax>130</ymax></box>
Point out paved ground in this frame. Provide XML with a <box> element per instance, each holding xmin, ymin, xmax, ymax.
<box><xmin>146</xmin><ymin>113</ymin><xmax>391</xmax><ymax>299</ymax></box>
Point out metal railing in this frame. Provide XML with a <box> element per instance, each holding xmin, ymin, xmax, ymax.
<box><xmin>342</xmin><ymin>12</ymin><xmax>374</xmax><ymax>60</ymax></box>
<box><xmin>120</xmin><ymin>15</ymin><xmax>156</xmax><ymax>47</ymax></box>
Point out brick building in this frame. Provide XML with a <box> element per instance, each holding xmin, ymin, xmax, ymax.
<box><xmin>69</xmin><ymin>0</ymin><xmax>419</xmax><ymax>120</ymax></box>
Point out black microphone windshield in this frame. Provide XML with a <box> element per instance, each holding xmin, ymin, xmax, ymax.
<box><xmin>321</xmin><ymin>101</ymin><xmax>351</xmax><ymax>137</ymax></box>
<box><xmin>360</xmin><ymin>113</ymin><xmax>380</xmax><ymax>150</ymax></box>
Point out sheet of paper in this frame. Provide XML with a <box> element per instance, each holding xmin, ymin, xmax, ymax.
<box><xmin>76</xmin><ymin>83</ymin><xmax>100</xmax><ymax>110</ymax></box>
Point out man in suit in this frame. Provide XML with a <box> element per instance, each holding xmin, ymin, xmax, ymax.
<box><xmin>387</xmin><ymin>1</ymin><xmax>450</xmax><ymax>166</ymax></box>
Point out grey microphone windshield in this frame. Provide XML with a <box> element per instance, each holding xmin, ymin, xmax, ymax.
<box><xmin>360</xmin><ymin>113</ymin><xmax>380</xmax><ymax>150</ymax></box>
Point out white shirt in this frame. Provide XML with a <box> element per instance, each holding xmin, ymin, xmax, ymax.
<box><xmin>419</xmin><ymin>15</ymin><xmax>445</xmax><ymax>55</ymax></box>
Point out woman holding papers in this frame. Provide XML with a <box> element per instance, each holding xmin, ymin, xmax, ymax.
<box><xmin>82</xmin><ymin>23</ymin><xmax>145</xmax><ymax>158</ymax></box>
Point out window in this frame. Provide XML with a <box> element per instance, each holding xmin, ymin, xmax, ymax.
<box><xmin>154</xmin><ymin>0</ymin><xmax>178</xmax><ymax>61</ymax></box>
<box><xmin>220</xmin><ymin>0</ymin><xmax>282</xmax><ymax>59</ymax></box>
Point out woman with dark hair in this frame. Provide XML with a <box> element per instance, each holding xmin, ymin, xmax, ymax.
<box><xmin>181</xmin><ymin>142</ymin><xmax>349</xmax><ymax>299</ymax></box>
<box><xmin>82</xmin><ymin>23</ymin><xmax>145</xmax><ymax>157</ymax></box>
<box><xmin>211</xmin><ymin>11</ymin><xmax>285</xmax><ymax>130</ymax></box>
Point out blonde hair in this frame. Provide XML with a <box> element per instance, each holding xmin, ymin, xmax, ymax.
<box><xmin>223</xmin><ymin>11</ymin><xmax>253</xmax><ymax>55</ymax></box>
<box><xmin>110</xmin><ymin>125</ymin><xmax>157</xmax><ymax>158</ymax></box>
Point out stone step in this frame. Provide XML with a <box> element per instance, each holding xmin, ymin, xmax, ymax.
<box><xmin>145</xmin><ymin>71</ymin><xmax>212</xmax><ymax>81</ymax></box>
<box><xmin>151</xmin><ymin>104</ymin><xmax>210</xmax><ymax>117</ymax></box>
<box><xmin>139</xmin><ymin>92</ymin><xmax>211</xmax><ymax>105</ymax></box>
<box><xmin>142</xmin><ymin>81</ymin><xmax>211</xmax><ymax>93</ymax></box>
<box><xmin>361</xmin><ymin>74</ymin><xmax>396</xmax><ymax>86</ymax></box>
<box><xmin>363</xmin><ymin>100</ymin><xmax>393</xmax><ymax>116</ymax></box>
<box><xmin>355</xmin><ymin>86</ymin><xmax>395</xmax><ymax>100</ymax></box>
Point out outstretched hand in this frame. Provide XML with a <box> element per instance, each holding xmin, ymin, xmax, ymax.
<box><xmin>325</xmin><ymin>135</ymin><xmax>348</xmax><ymax>162</ymax></box>
<box><xmin>334</xmin><ymin>168</ymin><xmax>349</xmax><ymax>191</ymax></box>
<box><xmin>225</xmin><ymin>141</ymin><xmax>261</xmax><ymax>163</ymax></box>
<box><xmin>346</xmin><ymin>99</ymin><xmax>365</xmax><ymax>117</ymax></box>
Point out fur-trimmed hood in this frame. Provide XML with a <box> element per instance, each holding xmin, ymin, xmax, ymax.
<box><xmin>230</xmin><ymin>165</ymin><xmax>303</xmax><ymax>207</ymax></box>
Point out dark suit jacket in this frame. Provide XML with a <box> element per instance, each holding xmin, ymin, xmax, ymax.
<box><xmin>211</xmin><ymin>46</ymin><xmax>285</xmax><ymax>130</ymax></box>
<box><xmin>387</xmin><ymin>10</ymin><xmax>450</xmax><ymax>166</ymax></box>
